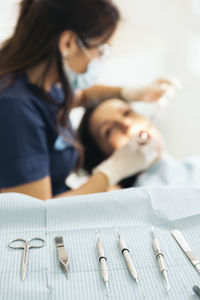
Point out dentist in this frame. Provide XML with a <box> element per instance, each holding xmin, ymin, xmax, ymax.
<box><xmin>0</xmin><ymin>0</ymin><xmax>171</xmax><ymax>199</ymax></box>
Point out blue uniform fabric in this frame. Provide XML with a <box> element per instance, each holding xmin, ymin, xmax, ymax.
<box><xmin>0</xmin><ymin>74</ymin><xmax>78</xmax><ymax>196</ymax></box>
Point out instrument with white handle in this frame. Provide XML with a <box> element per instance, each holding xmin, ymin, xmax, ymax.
<box><xmin>118</xmin><ymin>235</ymin><xmax>139</xmax><ymax>283</ymax></box>
<box><xmin>97</xmin><ymin>238</ymin><xmax>109</xmax><ymax>287</ymax></box>
<box><xmin>151</xmin><ymin>227</ymin><xmax>169</xmax><ymax>290</ymax></box>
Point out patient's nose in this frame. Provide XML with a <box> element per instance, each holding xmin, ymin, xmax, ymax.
<box><xmin>119</xmin><ymin>117</ymin><xmax>132</xmax><ymax>133</ymax></box>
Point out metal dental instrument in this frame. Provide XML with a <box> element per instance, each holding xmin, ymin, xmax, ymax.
<box><xmin>151</xmin><ymin>227</ymin><xmax>170</xmax><ymax>291</ymax></box>
<box><xmin>136</xmin><ymin>95</ymin><xmax>169</xmax><ymax>147</ymax></box>
<box><xmin>171</xmin><ymin>229</ymin><xmax>200</xmax><ymax>274</ymax></box>
<box><xmin>137</xmin><ymin>130</ymin><xmax>151</xmax><ymax>145</ymax></box>
<box><xmin>143</xmin><ymin>79</ymin><xmax>181</xmax><ymax>135</ymax></box>
<box><xmin>55</xmin><ymin>236</ymin><xmax>69</xmax><ymax>279</ymax></box>
<box><xmin>149</xmin><ymin>78</ymin><xmax>182</xmax><ymax>124</ymax></box>
<box><xmin>149</xmin><ymin>94</ymin><xmax>169</xmax><ymax>123</ymax></box>
<box><xmin>193</xmin><ymin>285</ymin><xmax>200</xmax><ymax>297</ymax></box>
<box><xmin>118</xmin><ymin>235</ymin><xmax>139</xmax><ymax>283</ymax></box>
<box><xmin>8</xmin><ymin>237</ymin><xmax>45</xmax><ymax>282</ymax></box>
<box><xmin>97</xmin><ymin>238</ymin><xmax>109</xmax><ymax>287</ymax></box>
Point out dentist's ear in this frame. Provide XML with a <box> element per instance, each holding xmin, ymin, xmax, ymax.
<box><xmin>58</xmin><ymin>30</ymin><xmax>77</xmax><ymax>57</ymax></box>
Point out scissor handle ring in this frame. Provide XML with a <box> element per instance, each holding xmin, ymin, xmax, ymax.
<box><xmin>27</xmin><ymin>237</ymin><xmax>46</xmax><ymax>248</ymax></box>
<box><xmin>8</xmin><ymin>238</ymin><xmax>26</xmax><ymax>249</ymax></box>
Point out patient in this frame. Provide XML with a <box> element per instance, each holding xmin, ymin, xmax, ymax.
<box><xmin>78</xmin><ymin>98</ymin><xmax>200</xmax><ymax>188</ymax></box>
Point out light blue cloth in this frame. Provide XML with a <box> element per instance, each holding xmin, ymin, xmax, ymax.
<box><xmin>135</xmin><ymin>155</ymin><xmax>200</xmax><ymax>186</ymax></box>
<box><xmin>0</xmin><ymin>187</ymin><xmax>200</xmax><ymax>299</ymax></box>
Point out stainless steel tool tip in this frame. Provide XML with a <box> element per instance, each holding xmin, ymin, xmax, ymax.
<box><xmin>193</xmin><ymin>285</ymin><xmax>200</xmax><ymax>297</ymax></box>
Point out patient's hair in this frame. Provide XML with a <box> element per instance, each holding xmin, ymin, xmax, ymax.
<box><xmin>78</xmin><ymin>98</ymin><xmax>139</xmax><ymax>188</ymax></box>
<box><xmin>78</xmin><ymin>99</ymin><xmax>108</xmax><ymax>174</ymax></box>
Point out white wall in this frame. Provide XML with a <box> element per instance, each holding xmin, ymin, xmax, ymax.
<box><xmin>98</xmin><ymin>0</ymin><xmax>200</xmax><ymax>159</ymax></box>
<box><xmin>0</xmin><ymin>0</ymin><xmax>19</xmax><ymax>42</ymax></box>
<box><xmin>1</xmin><ymin>0</ymin><xmax>200</xmax><ymax>159</ymax></box>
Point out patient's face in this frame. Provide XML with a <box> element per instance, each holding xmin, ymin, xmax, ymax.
<box><xmin>89</xmin><ymin>99</ymin><xmax>161</xmax><ymax>155</ymax></box>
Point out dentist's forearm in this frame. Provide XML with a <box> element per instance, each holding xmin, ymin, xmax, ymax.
<box><xmin>54</xmin><ymin>172</ymin><xmax>109</xmax><ymax>198</ymax></box>
<box><xmin>73</xmin><ymin>85</ymin><xmax>122</xmax><ymax>107</ymax></box>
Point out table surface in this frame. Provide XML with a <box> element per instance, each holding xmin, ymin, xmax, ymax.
<box><xmin>0</xmin><ymin>186</ymin><xmax>200</xmax><ymax>300</ymax></box>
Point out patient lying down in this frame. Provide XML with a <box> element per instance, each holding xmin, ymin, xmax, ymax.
<box><xmin>78</xmin><ymin>98</ymin><xmax>200</xmax><ymax>188</ymax></box>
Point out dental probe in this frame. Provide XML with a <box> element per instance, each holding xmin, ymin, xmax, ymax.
<box><xmin>137</xmin><ymin>95</ymin><xmax>170</xmax><ymax>145</ymax></box>
<box><xmin>139</xmin><ymin>80</ymin><xmax>181</xmax><ymax>144</ymax></box>
<box><xmin>145</xmin><ymin>94</ymin><xmax>170</xmax><ymax>131</ymax></box>
<box><xmin>97</xmin><ymin>238</ymin><xmax>109</xmax><ymax>287</ymax></box>
<box><xmin>118</xmin><ymin>235</ymin><xmax>139</xmax><ymax>283</ymax></box>
<box><xmin>149</xmin><ymin>76</ymin><xmax>182</xmax><ymax>124</ymax></box>
<box><xmin>151</xmin><ymin>227</ymin><xmax>170</xmax><ymax>291</ymax></box>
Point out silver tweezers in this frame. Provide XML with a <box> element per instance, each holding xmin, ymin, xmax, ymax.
<box><xmin>55</xmin><ymin>236</ymin><xmax>69</xmax><ymax>279</ymax></box>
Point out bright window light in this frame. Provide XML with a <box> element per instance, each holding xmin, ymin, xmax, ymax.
<box><xmin>192</xmin><ymin>0</ymin><xmax>200</xmax><ymax>15</ymax></box>
<box><xmin>188</xmin><ymin>35</ymin><xmax>200</xmax><ymax>76</ymax></box>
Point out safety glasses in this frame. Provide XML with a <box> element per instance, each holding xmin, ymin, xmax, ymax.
<box><xmin>77</xmin><ymin>37</ymin><xmax>111</xmax><ymax>60</ymax></box>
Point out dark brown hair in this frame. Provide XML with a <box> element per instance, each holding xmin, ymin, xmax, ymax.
<box><xmin>78</xmin><ymin>98</ymin><xmax>140</xmax><ymax>187</ymax></box>
<box><xmin>78</xmin><ymin>98</ymin><xmax>109</xmax><ymax>173</ymax></box>
<box><xmin>0</xmin><ymin>0</ymin><xmax>120</xmax><ymax>160</ymax></box>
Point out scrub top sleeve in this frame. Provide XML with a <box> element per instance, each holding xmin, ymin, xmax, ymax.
<box><xmin>0</xmin><ymin>96</ymin><xmax>50</xmax><ymax>188</ymax></box>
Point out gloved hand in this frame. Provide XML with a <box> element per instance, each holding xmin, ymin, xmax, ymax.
<box><xmin>120</xmin><ymin>77</ymin><xmax>181</xmax><ymax>103</ymax></box>
<box><xmin>93</xmin><ymin>132</ymin><xmax>163</xmax><ymax>187</ymax></box>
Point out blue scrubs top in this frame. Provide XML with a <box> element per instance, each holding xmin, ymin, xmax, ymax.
<box><xmin>0</xmin><ymin>74</ymin><xmax>78</xmax><ymax>196</ymax></box>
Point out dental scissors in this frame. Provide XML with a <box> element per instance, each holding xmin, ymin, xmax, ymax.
<box><xmin>8</xmin><ymin>237</ymin><xmax>46</xmax><ymax>281</ymax></box>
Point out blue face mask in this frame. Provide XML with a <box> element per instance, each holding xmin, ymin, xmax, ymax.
<box><xmin>63</xmin><ymin>57</ymin><xmax>104</xmax><ymax>90</ymax></box>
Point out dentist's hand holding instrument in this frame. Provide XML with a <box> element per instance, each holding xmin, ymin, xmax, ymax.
<box><xmin>120</xmin><ymin>76</ymin><xmax>181</xmax><ymax>104</ymax></box>
<box><xmin>93</xmin><ymin>129</ymin><xmax>163</xmax><ymax>187</ymax></box>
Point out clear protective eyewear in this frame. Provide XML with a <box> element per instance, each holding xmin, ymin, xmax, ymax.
<box><xmin>77</xmin><ymin>37</ymin><xmax>111</xmax><ymax>60</ymax></box>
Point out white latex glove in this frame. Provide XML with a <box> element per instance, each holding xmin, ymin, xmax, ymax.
<box><xmin>120</xmin><ymin>77</ymin><xmax>181</xmax><ymax>103</ymax></box>
<box><xmin>93</xmin><ymin>133</ymin><xmax>162</xmax><ymax>187</ymax></box>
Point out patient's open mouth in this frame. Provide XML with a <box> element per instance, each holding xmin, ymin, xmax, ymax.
<box><xmin>137</xmin><ymin>130</ymin><xmax>150</xmax><ymax>145</ymax></box>
<box><xmin>129</xmin><ymin>124</ymin><xmax>150</xmax><ymax>141</ymax></box>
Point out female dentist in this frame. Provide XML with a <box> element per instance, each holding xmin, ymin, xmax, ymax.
<box><xmin>0</xmin><ymin>0</ymin><xmax>172</xmax><ymax>200</ymax></box>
